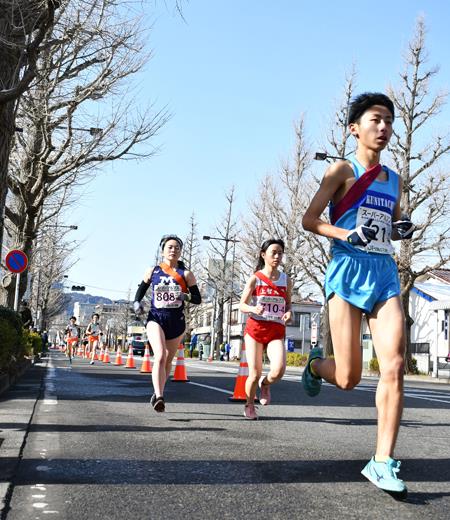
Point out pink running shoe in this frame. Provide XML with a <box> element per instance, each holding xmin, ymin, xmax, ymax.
<box><xmin>243</xmin><ymin>403</ymin><xmax>258</xmax><ymax>420</ymax></box>
<box><xmin>259</xmin><ymin>376</ymin><xmax>271</xmax><ymax>406</ymax></box>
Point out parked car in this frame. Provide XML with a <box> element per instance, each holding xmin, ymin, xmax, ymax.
<box><xmin>130</xmin><ymin>339</ymin><xmax>146</xmax><ymax>356</ymax></box>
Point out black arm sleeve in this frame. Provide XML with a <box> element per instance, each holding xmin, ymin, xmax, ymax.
<box><xmin>188</xmin><ymin>284</ymin><xmax>201</xmax><ymax>304</ymax></box>
<box><xmin>134</xmin><ymin>280</ymin><xmax>150</xmax><ymax>302</ymax></box>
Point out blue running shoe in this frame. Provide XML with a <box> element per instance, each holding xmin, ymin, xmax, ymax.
<box><xmin>361</xmin><ymin>457</ymin><xmax>407</xmax><ymax>493</ymax></box>
<box><xmin>301</xmin><ymin>347</ymin><xmax>323</xmax><ymax>397</ymax></box>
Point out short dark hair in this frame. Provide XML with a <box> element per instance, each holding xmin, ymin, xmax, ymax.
<box><xmin>70</xmin><ymin>316</ymin><xmax>77</xmax><ymax>321</ymax></box>
<box><xmin>92</xmin><ymin>313</ymin><xmax>99</xmax><ymax>318</ymax></box>
<box><xmin>347</xmin><ymin>92</ymin><xmax>395</xmax><ymax>125</ymax></box>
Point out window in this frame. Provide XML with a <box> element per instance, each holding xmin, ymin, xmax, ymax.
<box><xmin>292</xmin><ymin>312</ymin><xmax>311</xmax><ymax>329</ymax></box>
<box><xmin>443</xmin><ymin>311</ymin><xmax>448</xmax><ymax>341</ymax></box>
<box><xmin>230</xmin><ymin>309</ymin><xmax>239</xmax><ymax>325</ymax></box>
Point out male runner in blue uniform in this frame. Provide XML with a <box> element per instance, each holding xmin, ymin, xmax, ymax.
<box><xmin>302</xmin><ymin>93</ymin><xmax>414</xmax><ymax>495</ymax></box>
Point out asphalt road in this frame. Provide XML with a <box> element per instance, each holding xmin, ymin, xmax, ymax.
<box><xmin>1</xmin><ymin>350</ymin><xmax>450</xmax><ymax>519</ymax></box>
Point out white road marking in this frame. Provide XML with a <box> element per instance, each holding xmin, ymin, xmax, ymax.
<box><xmin>188</xmin><ymin>381</ymin><xmax>233</xmax><ymax>395</ymax></box>
<box><xmin>43</xmin><ymin>358</ymin><xmax>58</xmax><ymax>406</ymax></box>
<box><xmin>185</xmin><ymin>361</ymin><xmax>450</xmax><ymax>405</ymax></box>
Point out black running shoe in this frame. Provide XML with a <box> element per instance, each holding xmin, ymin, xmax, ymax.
<box><xmin>153</xmin><ymin>396</ymin><xmax>165</xmax><ymax>412</ymax></box>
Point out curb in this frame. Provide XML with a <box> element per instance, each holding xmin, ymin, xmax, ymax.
<box><xmin>0</xmin><ymin>359</ymin><xmax>33</xmax><ymax>398</ymax></box>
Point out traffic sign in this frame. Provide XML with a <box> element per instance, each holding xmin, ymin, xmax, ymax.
<box><xmin>5</xmin><ymin>249</ymin><xmax>28</xmax><ymax>273</ymax></box>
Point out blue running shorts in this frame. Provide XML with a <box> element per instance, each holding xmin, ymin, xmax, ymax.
<box><xmin>325</xmin><ymin>253</ymin><xmax>400</xmax><ymax>313</ymax></box>
<box><xmin>147</xmin><ymin>310</ymin><xmax>185</xmax><ymax>340</ymax></box>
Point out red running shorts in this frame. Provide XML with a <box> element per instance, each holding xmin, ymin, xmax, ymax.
<box><xmin>244</xmin><ymin>317</ymin><xmax>285</xmax><ymax>347</ymax></box>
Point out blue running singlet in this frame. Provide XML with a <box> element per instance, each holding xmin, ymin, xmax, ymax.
<box><xmin>325</xmin><ymin>156</ymin><xmax>401</xmax><ymax>313</ymax></box>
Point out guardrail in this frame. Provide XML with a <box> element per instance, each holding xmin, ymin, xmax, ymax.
<box><xmin>436</xmin><ymin>356</ymin><xmax>450</xmax><ymax>379</ymax></box>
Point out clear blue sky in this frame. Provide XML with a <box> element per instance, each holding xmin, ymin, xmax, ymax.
<box><xmin>66</xmin><ymin>0</ymin><xmax>450</xmax><ymax>300</ymax></box>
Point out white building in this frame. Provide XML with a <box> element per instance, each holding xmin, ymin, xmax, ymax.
<box><xmin>191</xmin><ymin>296</ymin><xmax>321</xmax><ymax>358</ymax></box>
<box><xmin>362</xmin><ymin>269</ymin><xmax>450</xmax><ymax>375</ymax></box>
<box><xmin>410</xmin><ymin>270</ymin><xmax>450</xmax><ymax>376</ymax></box>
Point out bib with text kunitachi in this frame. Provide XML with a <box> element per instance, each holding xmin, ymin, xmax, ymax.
<box><xmin>355</xmin><ymin>189</ymin><xmax>395</xmax><ymax>255</ymax></box>
<box><xmin>250</xmin><ymin>272</ymin><xmax>287</xmax><ymax>324</ymax></box>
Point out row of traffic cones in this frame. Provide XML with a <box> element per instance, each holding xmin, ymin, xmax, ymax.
<box><xmin>83</xmin><ymin>343</ymin><xmax>190</xmax><ymax>381</ymax></box>
<box><xmin>73</xmin><ymin>339</ymin><xmax>251</xmax><ymax>395</ymax></box>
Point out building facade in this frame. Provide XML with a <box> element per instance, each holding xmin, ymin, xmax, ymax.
<box><xmin>191</xmin><ymin>297</ymin><xmax>322</xmax><ymax>358</ymax></box>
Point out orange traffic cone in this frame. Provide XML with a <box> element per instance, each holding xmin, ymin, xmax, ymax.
<box><xmin>228</xmin><ymin>342</ymin><xmax>255</xmax><ymax>402</ymax></box>
<box><xmin>102</xmin><ymin>345</ymin><xmax>110</xmax><ymax>363</ymax></box>
<box><xmin>98</xmin><ymin>345</ymin><xmax>104</xmax><ymax>362</ymax></box>
<box><xmin>125</xmin><ymin>344</ymin><xmax>136</xmax><ymax>369</ymax></box>
<box><xmin>113</xmin><ymin>346</ymin><xmax>124</xmax><ymax>366</ymax></box>
<box><xmin>171</xmin><ymin>344</ymin><xmax>189</xmax><ymax>382</ymax></box>
<box><xmin>140</xmin><ymin>345</ymin><xmax>152</xmax><ymax>373</ymax></box>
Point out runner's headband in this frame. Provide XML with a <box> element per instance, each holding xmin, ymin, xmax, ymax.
<box><xmin>159</xmin><ymin>234</ymin><xmax>183</xmax><ymax>250</ymax></box>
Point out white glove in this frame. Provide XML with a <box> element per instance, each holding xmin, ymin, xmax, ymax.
<box><xmin>133</xmin><ymin>301</ymin><xmax>143</xmax><ymax>315</ymax></box>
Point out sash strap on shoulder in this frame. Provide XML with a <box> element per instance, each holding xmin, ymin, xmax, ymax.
<box><xmin>159</xmin><ymin>263</ymin><xmax>188</xmax><ymax>293</ymax></box>
<box><xmin>331</xmin><ymin>163</ymin><xmax>382</xmax><ymax>224</ymax></box>
<box><xmin>254</xmin><ymin>271</ymin><xmax>287</xmax><ymax>299</ymax></box>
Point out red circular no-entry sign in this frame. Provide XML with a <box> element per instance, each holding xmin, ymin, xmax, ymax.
<box><xmin>5</xmin><ymin>249</ymin><xmax>28</xmax><ymax>274</ymax></box>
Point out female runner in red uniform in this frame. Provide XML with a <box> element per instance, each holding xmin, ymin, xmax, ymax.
<box><xmin>239</xmin><ymin>239</ymin><xmax>292</xmax><ymax>419</ymax></box>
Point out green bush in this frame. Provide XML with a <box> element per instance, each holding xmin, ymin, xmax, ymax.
<box><xmin>286</xmin><ymin>352</ymin><xmax>308</xmax><ymax>367</ymax></box>
<box><xmin>184</xmin><ymin>348</ymin><xmax>199</xmax><ymax>358</ymax></box>
<box><xmin>23</xmin><ymin>329</ymin><xmax>42</xmax><ymax>357</ymax></box>
<box><xmin>410</xmin><ymin>357</ymin><xmax>419</xmax><ymax>375</ymax></box>
<box><xmin>369</xmin><ymin>357</ymin><xmax>379</xmax><ymax>373</ymax></box>
<box><xmin>0</xmin><ymin>306</ymin><xmax>25</xmax><ymax>373</ymax></box>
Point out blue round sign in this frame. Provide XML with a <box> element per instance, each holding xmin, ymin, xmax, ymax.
<box><xmin>5</xmin><ymin>249</ymin><xmax>28</xmax><ymax>274</ymax></box>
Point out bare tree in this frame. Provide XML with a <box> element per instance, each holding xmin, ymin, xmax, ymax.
<box><xmin>240</xmin><ymin>117</ymin><xmax>313</xmax><ymax>290</ymax></box>
<box><xmin>0</xmin><ymin>1</ymin><xmax>61</xmax><ymax>254</ymax></box>
<box><xmin>203</xmin><ymin>187</ymin><xmax>238</xmax><ymax>358</ymax></box>
<box><xmin>240</xmin><ymin>77</ymin><xmax>358</xmax><ymax>355</ymax></box>
<box><xmin>305</xmin><ymin>70</ymin><xmax>358</xmax><ymax>354</ymax></box>
<box><xmin>3</xmin><ymin>0</ymin><xmax>169</xmax><ymax>304</ymax></box>
<box><xmin>387</xmin><ymin>18</ymin><xmax>450</xmax><ymax>370</ymax></box>
<box><xmin>182</xmin><ymin>212</ymin><xmax>202</xmax><ymax>337</ymax></box>
<box><xmin>30</xmin><ymin>224</ymin><xmax>78</xmax><ymax>330</ymax></box>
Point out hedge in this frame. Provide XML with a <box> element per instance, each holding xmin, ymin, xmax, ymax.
<box><xmin>0</xmin><ymin>306</ymin><xmax>25</xmax><ymax>373</ymax></box>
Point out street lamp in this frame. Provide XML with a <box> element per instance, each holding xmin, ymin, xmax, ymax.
<box><xmin>314</xmin><ymin>152</ymin><xmax>347</xmax><ymax>161</ymax></box>
<box><xmin>202</xmin><ymin>235</ymin><xmax>240</xmax><ymax>348</ymax></box>
<box><xmin>42</xmin><ymin>224</ymin><xmax>78</xmax><ymax>230</ymax></box>
<box><xmin>55</xmin><ymin>126</ymin><xmax>103</xmax><ymax>136</ymax></box>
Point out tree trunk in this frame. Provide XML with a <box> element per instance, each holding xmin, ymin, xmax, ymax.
<box><xmin>0</xmin><ymin>102</ymin><xmax>15</xmax><ymax>253</ymax></box>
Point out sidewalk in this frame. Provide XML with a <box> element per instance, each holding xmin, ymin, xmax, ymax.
<box><xmin>0</xmin><ymin>357</ymin><xmax>47</xmax><ymax>516</ymax></box>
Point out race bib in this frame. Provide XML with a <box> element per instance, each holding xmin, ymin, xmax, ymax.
<box><xmin>67</xmin><ymin>325</ymin><xmax>78</xmax><ymax>338</ymax></box>
<box><xmin>256</xmin><ymin>295</ymin><xmax>285</xmax><ymax>321</ymax></box>
<box><xmin>355</xmin><ymin>206</ymin><xmax>394</xmax><ymax>255</ymax></box>
<box><xmin>154</xmin><ymin>284</ymin><xmax>182</xmax><ymax>309</ymax></box>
